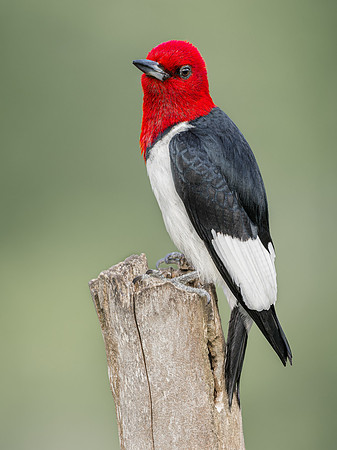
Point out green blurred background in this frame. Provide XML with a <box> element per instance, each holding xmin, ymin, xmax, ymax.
<box><xmin>1</xmin><ymin>0</ymin><xmax>336</xmax><ymax>448</ymax></box>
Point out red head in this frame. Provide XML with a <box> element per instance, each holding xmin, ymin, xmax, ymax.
<box><xmin>133</xmin><ymin>40</ymin><xmax>215</xmax><ymax>159</ymax></box>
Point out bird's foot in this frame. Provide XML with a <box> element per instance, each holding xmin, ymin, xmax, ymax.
<box><xmin>171</xmin><ymin>271</ymin><xmax>211</xmax><ymax>304</ymax></box>
<box><xmin>133</xmin><ymin>268</ymin><xmax>165</xmax><ymax>285</ymax></box>
<box><xmin>133</xmin><ymin>268</ymin><xmax>210</xmax><ymax>304</ymax></box>
<box><xmin>156</xmin><ymin>252</ymin><xmax>193</xmax><ymax>271</ymax></box>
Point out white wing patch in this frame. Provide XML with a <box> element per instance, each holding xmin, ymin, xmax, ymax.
<box><xmin>211</xmin><ymin>230</ymin><xmax>277</xmax><ymax>311</ymax></box>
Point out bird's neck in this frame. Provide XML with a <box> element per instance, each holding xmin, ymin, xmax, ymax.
<box><xmin>140</xmin><ymin>89</ymin><xmax>215</xmax><ymax>159</ymax></box>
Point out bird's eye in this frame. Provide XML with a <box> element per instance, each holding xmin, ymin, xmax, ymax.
<box><xmin>179</xmin><ymin>65</ymin><xmax>192</xmax><ymax>80</ymax></box>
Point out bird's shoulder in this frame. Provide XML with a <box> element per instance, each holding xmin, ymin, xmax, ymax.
<box><xmin>171</xmin><ymin>107</ymin><xmax>265</xmax><ymax>196</ymax></box>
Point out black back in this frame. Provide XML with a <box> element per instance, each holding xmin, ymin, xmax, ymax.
<box><xmin>169</xmin><ymin>107</ymin><xmax>272</xmax><ymax>250</ymax></box>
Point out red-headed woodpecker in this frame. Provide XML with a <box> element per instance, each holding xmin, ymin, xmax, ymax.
<box><xmin>133</xmin><ymin>40</ymin><xmax>292</xmax><ymax>407</ymax></box>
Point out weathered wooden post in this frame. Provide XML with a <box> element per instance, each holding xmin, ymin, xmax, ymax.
<box><xmin>89</xmin><ymin>253</ymin><xmax>244</xmax><ymax>449</ymax></box>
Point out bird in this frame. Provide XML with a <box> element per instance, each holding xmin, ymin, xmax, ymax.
<box><xmin>133</xmin><ymin>40</ymin><xmax>292</xmax><ymax>407</ymax></box>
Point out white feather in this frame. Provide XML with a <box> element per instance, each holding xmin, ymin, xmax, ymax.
<box><xmin>212</xmin><ymin>231</ymin><xmax>277</xmax><ymax>311</ymax></box>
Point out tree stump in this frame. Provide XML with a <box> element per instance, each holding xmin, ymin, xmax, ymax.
<box><xmin>89</xmin><ymin>253</ymin><xmax>245</xmax><ymax>449</ymax></box>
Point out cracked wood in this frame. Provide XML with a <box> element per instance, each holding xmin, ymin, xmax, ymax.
<box><xmin>89</xmin><ymin>253</ymin><xmax>245</xmax><ymax>449</ymax></box>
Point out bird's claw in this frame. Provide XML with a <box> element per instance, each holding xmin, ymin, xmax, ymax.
<box><xmin>156</xmin><ymin>252</ymin><xmax>193</xmax><ymax>271</ymax></box>
<box><xmin>171</xmin><ymin>271</ymin><xmax>212</xmax><ymax>305</ymax></box>
<box><xmin>133</xmin><ymin>269</ymin><xmax>164</xmax><ymax>285</ymax></box>
<box><xmin>146</xmin><ymin>269</ymin><xmax>163</xmax><ymax>278</ymax></box>
<box><xmin>155</xmin><ymin>258</ymin><xmax>166</xmax><ymax>270</ymax></box>
<box><xmin>156</xmin><ymin>252</ymin><xmax>183</xmax><ymax>269</ymax></box>
<box><xmin>133</xmin><ymin>269</ymin><xmax>210</xmax><ymax>304</ymax></box>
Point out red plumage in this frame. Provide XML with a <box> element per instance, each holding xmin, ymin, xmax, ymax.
<box><xmin>139</xmin><ymin>40</ymin><xmax>215</xmax><ymax>158</ymax></box>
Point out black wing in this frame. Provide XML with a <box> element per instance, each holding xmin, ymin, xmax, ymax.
<box><xmin>170</xmin><ymin>107</ymin><xmax>271</xmax><ymax>248</ymax></box>
<box><xmin>169</xmin><ymin>107</ymin><xmax>292</xmax><ymax>365</ymax></box>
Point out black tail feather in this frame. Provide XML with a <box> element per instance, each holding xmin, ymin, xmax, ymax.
<box><xmin>246</xmin><ymin>304</ymin><xmax>292</xmax><ymax>366</ymax></box>
<box><xmin>225</xmin><ymin>304</ymin><xmax>292</xmax><ymax>408</ymax></box>
<box><xmin>225</xmin><ymin>306</ymin><xmax>248</xmax><ymax>408</ymax></box>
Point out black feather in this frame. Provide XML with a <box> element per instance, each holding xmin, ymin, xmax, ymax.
<box><xmin>247</xmin><ymin>305</ymin><xmax>292</xmax><ymax>365</ymax></box>
<box><xmin>225</xmin><ymin>306</ymin><xmax>248</xmax><ymax>408</ymax></box>
<box><xmin>169</xmin><ymin>106</ymin><xmax>292</xmax><ymax>374</ymax></box>
<box><xmin>169</xmin><ymin>107</ymin><xmax>272</xmax><ymax>248</ymax></box>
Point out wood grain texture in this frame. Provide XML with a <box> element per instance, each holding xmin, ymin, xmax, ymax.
<box><xmin>89</xmin><ymin>254</ymin><xmax>244</xmax><ymax>449</ymax></box>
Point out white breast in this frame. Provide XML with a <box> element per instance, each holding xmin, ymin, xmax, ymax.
<box><xmin>145</xmin><ymin>123</ymin><xmax>276</xmax><ymax>312</ymax></box>
<box><xmin>146</xmin><ymin>123</ymin><xmax>223</xmax><ymax>287</ymax></box>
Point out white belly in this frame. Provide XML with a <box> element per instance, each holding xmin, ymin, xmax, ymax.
<box><xmin>146</xmin><ymin>123</ymin><xmax>224</xmax><ymax>287</ymax></box>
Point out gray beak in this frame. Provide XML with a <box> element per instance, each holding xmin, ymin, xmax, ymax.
<box><xmin>133</xmin><ymin>59</ymin><xmax>170</xmax><ymax>81</ymax></box>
